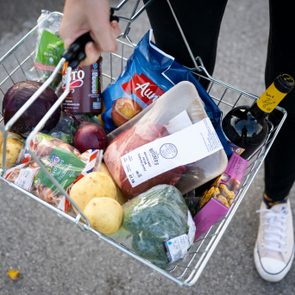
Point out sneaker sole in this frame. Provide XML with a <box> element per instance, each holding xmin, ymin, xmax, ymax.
<box><xmin>254</xmin><ymin>243</ymin><xmax>295</xmax><ymax>282</ymax></box>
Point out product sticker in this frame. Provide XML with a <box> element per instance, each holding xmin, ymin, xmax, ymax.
<box><xmin>121</xmin><ymin>117</ymin><xmax>223</xmax><ymax>187</ymax></box>
<box><xmin>15</xmin><ymin>167</ymin><xmax>38</xmax><ymax>191</ymax></box>
<box><xmin>165</xmin><ymin>234</ymin><xmax>190</xmax><ymax>263</ymax></box>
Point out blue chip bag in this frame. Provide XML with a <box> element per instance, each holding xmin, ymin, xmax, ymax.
<box><xmin>102</xmin><ymin>30</ymin><xmax>232</xmax><ymax>156</ymax></box>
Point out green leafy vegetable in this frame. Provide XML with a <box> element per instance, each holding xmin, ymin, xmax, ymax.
<box><xmin>122</xmin><ymin>184</ymin><xmax>193</xmax><ymax>269</ymax></box>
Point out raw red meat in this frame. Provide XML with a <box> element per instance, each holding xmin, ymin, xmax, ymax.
<box><xmin>104</xmin><ymin>124</ymin><xmax>186</xmax><ymax>198</ymax></box>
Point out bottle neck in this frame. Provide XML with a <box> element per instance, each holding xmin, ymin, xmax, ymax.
<box><xmin>249</xmin><ymin>102</ymin><xmax>267</xmax><ymax>121</ymax></box>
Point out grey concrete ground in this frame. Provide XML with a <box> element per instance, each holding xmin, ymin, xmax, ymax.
<box><xmin>1</xmin><ymin>0</ymin><xmax>295</xmax><ymax>294</ymax></box>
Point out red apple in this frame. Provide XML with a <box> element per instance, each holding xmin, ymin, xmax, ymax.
<box><xmin>73</xmin><ymin>122</ymin><xmax>108</xmax><ymax>153</ymax></box>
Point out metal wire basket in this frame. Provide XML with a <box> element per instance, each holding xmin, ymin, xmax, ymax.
<box><xmin>0</xmin><ymin>4</ymin><xmax>287</xmax><ymax>288</ymax></box>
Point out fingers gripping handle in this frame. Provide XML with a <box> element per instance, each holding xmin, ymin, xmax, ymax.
<box><xmin>62</xmin><ymin>33</ymin><xmax>92</xmax><ymax>69</ymax></box>
<box><xmin>63</xmin><ymin>9</ymin><xmax>119</xmax><ymax>69</ymax></box>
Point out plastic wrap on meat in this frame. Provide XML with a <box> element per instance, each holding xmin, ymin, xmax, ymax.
<box><xmin>104</xmin><ymin>124</ymin><xmax>186</xmax><ymax>198</ymax></box>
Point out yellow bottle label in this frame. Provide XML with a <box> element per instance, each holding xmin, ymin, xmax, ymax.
<box><xmin>256</xmin><ymin>83</ymin><xmax>287</xmax><ymax>113</ymax></box>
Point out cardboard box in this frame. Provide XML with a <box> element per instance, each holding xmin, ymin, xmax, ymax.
<box><xmin>193</xmin><ymin>152</ymin><xmax>248</xmax><ymax>241</ymax></box>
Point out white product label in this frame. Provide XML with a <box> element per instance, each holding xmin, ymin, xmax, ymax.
<box><xmin>165</xmin><ymin>213</ymin><xmax>196</xmax><ymax>263</ymax></box>
<box><xmin>121</xmin><ymin>117</ymin><xmax>223</xmax><ymax>187</ymax></box>
<box><xmin>15</xmin><ymin>168</ymin><xmax>38</xmax><ymax>191</ymax></box>
<box><xmin>165</xmin><ymin>234</ymin><xmax>190</xmax><ymax>263</ymax></box>
<box><xmin>165</xmin><ymin>110</ymin><xmax>192</xmax><ymax>134</ymax></box>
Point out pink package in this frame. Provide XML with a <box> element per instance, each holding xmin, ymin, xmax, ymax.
<box><xmin>193</xmin><ymin>152</ymin><xmax>248</xmax><ymax>240</ymax></box>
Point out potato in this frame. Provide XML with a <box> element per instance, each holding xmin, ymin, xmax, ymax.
<box><xmin>69</xmin><ymin>171</ymin><xmax>118</xmax><ymax>211</ymax></box>
<box><xmin>0</xmin><ymin>131</ymin><xmax>23</xmax><ymax>168</ymax></box>
<box><xmin>84</xmin><ymin>197</ymin><xmax>123</xmax><ymax>234</ymax></box>
<box><xmin>115</xmin><ymin>187</ymin><xmax>127</xmax><ymax>205</ymax></box>
<box><xmin>96</xmin><ymin>163</ymin><xmax>127</xmax><ymax>205</ymax></box>
<box><xmin>96</xmin><ymin>162</ymin><xmax>109</xmax><ymax>174</ymax></box>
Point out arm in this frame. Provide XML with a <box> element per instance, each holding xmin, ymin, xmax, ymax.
<box><xmin>60</xmin><ymin>0</ymin><xmax>120</xmax><ymax>66</ymax></box>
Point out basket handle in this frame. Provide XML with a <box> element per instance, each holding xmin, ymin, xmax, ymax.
<box><xmin>62</xmin><ymin>9</ymin><xmax>119</xmax><ymax>69</ymax></box>
<box><xmin>2</xmin><ymin>8</ymin><xmax>119</xmax><ymax>136</ymax></box>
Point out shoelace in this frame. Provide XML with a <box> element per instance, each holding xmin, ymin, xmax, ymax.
<box><xmin>256</xmin><ymin>207</ymin><xmax>288</xmax><ymax>253</ymax></box>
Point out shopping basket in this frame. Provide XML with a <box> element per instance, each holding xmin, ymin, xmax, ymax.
<box><xmin>0</xmin><ymin>1</ymin><xmax>287</xmax><ymax>288</ymax></box>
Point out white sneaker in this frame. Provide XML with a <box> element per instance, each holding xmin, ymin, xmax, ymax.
<box><xmin>254</xmin><ymin>199</ymin><xmax>294</xmax><ymax>282</ymax></box>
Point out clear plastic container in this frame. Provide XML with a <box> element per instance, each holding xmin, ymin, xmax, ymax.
<box><xmin>104</xmin><ymin>81</ymin><xmax>228</xmax><ymax>198</ymax></box>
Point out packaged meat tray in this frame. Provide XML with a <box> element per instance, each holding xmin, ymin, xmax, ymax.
<box><xmin>104</xmin><ymin>81</ymin><xmax>228</xmax><ymax>198</ymax></box>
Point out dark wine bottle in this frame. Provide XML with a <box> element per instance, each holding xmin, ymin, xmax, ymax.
<box><xmin>222</xmin><ymin>73</ymin><xmax>295</xmax><ymax>159</ymax></box>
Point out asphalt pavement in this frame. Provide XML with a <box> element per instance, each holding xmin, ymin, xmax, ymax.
<box><xmin>1</xmin><ymin>0</ymin><xmax>295</xmax><ymax>294</ymax></box>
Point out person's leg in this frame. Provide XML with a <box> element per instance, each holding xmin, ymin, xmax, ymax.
<box><xmin>143</xmin><ymin>0</ymin><xmax>228</xmax><ymax>76</ymax></box>
<box><xmin>254</xmin><ymin>0</ymin><xmax>295</xmax><ymax>282</ymax></box>
<box><xmin>264</xmin><ymin>0</ymin><xmax>295</xmax><ymax>202</ymax></box>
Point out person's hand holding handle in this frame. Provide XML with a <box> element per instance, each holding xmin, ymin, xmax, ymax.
<box><xmin>60</xmin><ymin>0</ymin><xmax>120</xmax><ymax>68</ymax></box>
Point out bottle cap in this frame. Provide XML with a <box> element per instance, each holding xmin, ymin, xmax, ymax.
<box><xmin>274</xmin><ymin>74</ymin><xmax>295</xmax><ymax>93</ymax></box>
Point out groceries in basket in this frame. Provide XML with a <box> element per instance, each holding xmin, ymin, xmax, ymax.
<box><xmin>0</xmin><ymin>10</ymin><xmax>285</xmax><ymax>285</ymax></box>
<box><xmin>104</xmin><ymin>81</ymin><xmax>228</xmax><ymax>199</ymax></box>
<box><xmin>101</xmin><ymin>30</ymin><xmax>232</xmax><ymax>156</ymax></box>
<box><xmin>2</xmin><ymin>80</ymin><xmax>61</xmax><ymax>137</ymax></box>
<box><xmin>193</xmin><ymin>152</ymin><xmax>248</xmax><ymax>240</ymax></box>
<box><xmin>34</xmin><ymin>10</ymin><xmax>103</xmax><ymax>114</ymax></box>
<box><xmin>112</xmin><ymin>184</ymin><xmax>196</xmax><ymax>269</ymax></box>
<box><xmin>4</xmin><ymin>133</ymin><xmax>99</xmax><ymax>211</ymax></box>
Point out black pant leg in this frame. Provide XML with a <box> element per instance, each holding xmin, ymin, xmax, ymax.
<box><xmin>264</xmin><ymin>0</ymin><xmax>295</xmax><ymax>201</ymax></box>
<box><xmin>143</xmin><ymin>0</ymin><xmax>228</xmax><ymax>76</ymax></box>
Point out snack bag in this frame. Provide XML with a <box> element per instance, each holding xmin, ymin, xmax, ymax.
<box><xmin>102</xmin><ymin>30</ymin><xmax>232</xmax><ymax>156</ymax></box>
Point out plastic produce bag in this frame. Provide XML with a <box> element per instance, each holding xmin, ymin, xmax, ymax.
<box><xmin>31</xmin><ymin>10</ymin><xmax>64</xmax><ymax>88</ymax></box>
<box><xmin>49</xmin><ymin>113</ymin><xmax>77</xmax><ymax>144</ymax></box>
<box><xmin>4</xmin><ymin>133</ymin><xmax>99</xmax><ymax>211</ymax></box>
<box><xmin>34</xmin><ymin>10</ymin><xmax>64</xmax><ymax>72</ymax></box>
<box><xmin>113</xmin><ymin>184</ymin><xmax>196</xmax><ymax>269</ymax></box>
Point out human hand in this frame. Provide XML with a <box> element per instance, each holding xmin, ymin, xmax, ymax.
<box><xmin>60</xmin><ymin>0</ymin><xmax>120</xmax><ymax>66</ymax></box>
